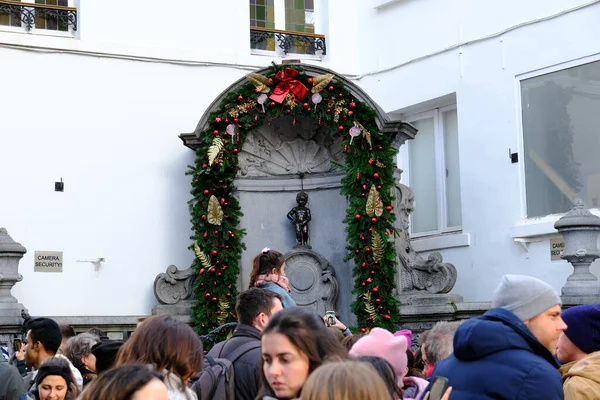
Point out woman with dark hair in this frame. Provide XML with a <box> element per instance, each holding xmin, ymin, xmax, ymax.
<box><xmin>79</xmin><ymin>364</ymin><xmax>168</xmax><ymax>400</ymax></box>
<box><xmin>258</xmin><ymin>307</ymin><xmax>347</xmax><ymax>399</ymax></box>
<box><xmin>114</xmin><ymin>315</ymin><xmax>202</xmax><ymax>400</ymax></box>
<box><xmin>249</xmin><ymin>248</ymin><xmax>296</xmax><ymax>308</ymax></box>
<box><xmin>353</xmin><ymin>356</ymin><xmax>403</xmax><ymax>399</ymax></box>
<box><xmin>25</xmin><ymin>357</ymin><xmax>79</xmax><ymax>400</ymax></box>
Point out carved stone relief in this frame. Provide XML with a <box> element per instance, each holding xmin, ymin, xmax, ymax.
<box><xmin>237</xmin><ymin>116</ymin><xmax>344</xmax><ymax>178</ymax></box>
<box><xmin>153</xmin><ymin>265</ymin><xmax>195</xmax><ymax>305</ymax></box>
<box><xmin>391</xmin><ymin>171</ymin><xmax>459</xmax><ymax>296</ymax></box>
<box><xmin>284</xmin><ymin>249</ymin><xmax>338</xmax><ymax>316</ymax></box>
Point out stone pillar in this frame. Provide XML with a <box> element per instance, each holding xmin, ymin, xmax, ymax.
<box><xmin>0</xmin><ymin>228</ymin><xmax>28</xmax><ymax>354</ymax></box>
<box><xmin>554</xmin><ymin>200</ymin><xmax>600</xmax><ymax>305</ymax></box>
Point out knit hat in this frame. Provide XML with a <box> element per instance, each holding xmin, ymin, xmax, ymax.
<box><xmin>349</xmin><ymin>327</ymin><xmax>408</xmax><ymax>378</ymax></box>
<box><xmin>35</xmin><ymin>357</ymin><xmax>73</xmax><ymax>387</ymax></box>
<box><xmin>561</xmin><ymin>304</ymin><xmax>600</xmax><ymax>354</ymax></box>
<box><xmin>393</xmin><ymin>329</ymin><xmax>412</xmax><ymax>346</ymax></box>
<box><xmin>492</xmin><ymin>275</ymin><xmax>561</xmax><ymax>322</ymax></box>
<box><xmin>91</xmin><ymin>339</ymin><xmax>123</xmax><ymax>374</ymax></box>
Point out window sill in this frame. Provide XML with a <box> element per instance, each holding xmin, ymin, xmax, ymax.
<box><xmin>250</xmin><ymin>49</ymin><xmax>323</xmax><ymax>62</ymax></box>
<box><xmin>510</xmin><ymin>209</ymin><xmax>600</xmax><ymax>239</ymax></box>
<box><xmin>411</xmin><ymin>232</ymin><xmax>471</xmax><ymax>252</ymax></box>
<box><xmin>0</xmin><ymin>26</ymin><xmax>74</xmax><ymax>38</ymax></box>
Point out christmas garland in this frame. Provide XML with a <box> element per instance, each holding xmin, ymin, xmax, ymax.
<box><xmin>189</xmin><ymin>63</ymin><xmax>401</xmax><ymax>337</ymax></box>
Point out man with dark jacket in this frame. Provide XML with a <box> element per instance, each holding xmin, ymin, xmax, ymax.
<box><xmin>0</xmin><ymin>357</ymin><xmax>25</xmax><ymax>400</ymax></box>
<box><xmin>207</xmin><ymin>287</ymin><xmax>283</xmax><ymax>400</ymax></box>
<box><xmin>430</xmin><ymin>275</ymin><xmax>566</xmax><ymax>399</ymax></box>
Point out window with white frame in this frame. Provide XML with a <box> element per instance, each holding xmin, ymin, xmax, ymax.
<box><xmin>521</xmin><ymin>59</ymin><xmax>600</xmax><ymax>218</ymax></box>
<box><xmin>399</xmin><ymin>106</ymin><xmax>462</xmax><ymax>236</ymax></box>
<box><xmin>249</xmin><ymin>0</ymin><xmax>319</xmax><ymax>56</ymax></box>
<box><xmin>0</xmin><ymin>0</ymin><xmax>77</xmax><ymax>34</ymax></box>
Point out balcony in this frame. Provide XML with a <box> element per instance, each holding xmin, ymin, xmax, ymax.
<box><xmin>0</xmin><ymin>0</ymin><xmax>77</xmax><ymax>33</ymax></box>
<box><xmin>250</xmin><ymin>27</ymin><xmax>326</xmax><ymax>56</ymax></box>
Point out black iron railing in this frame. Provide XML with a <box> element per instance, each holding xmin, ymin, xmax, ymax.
<box><xmin>0</xmin><ymin>0</ymin><xmax>77</xmax><ymax>32</ymax></box>
<box><xmin>250</xmin><ymin>27</ymin><xmax>326</xmax><ymax>55</ymax></box>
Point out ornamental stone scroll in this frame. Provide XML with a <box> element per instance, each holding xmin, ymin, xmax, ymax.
<box><xmin>284</xmin><ymin>248</ymin><xmax>338</xmax><ymax>316</ymax></box>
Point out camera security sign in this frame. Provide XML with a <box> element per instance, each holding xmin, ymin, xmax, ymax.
<box><xmin>34</xmin><ymin>251</ymin><xmax>63</xmax><ymax>272</ymax></box>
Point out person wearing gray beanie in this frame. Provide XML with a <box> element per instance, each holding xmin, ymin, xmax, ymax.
<box><xmin>426</xmin><ymin>274</ymin><xmax>565</xmax><ymax>400</ymax></box>
<box><xmin>557</xmin><ymin>304</ymin><xmax>600</xmax><ymax>400</ymax></box>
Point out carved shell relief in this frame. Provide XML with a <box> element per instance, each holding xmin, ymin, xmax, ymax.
<box><xmin>237</xmin><ymin>116</ymin><xmax>345</xmax><ymax>178</ymax></box>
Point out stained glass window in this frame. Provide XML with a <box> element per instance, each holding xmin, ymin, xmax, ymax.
<box><xmin>284</xmin><ymin>0</ymin><xmax>315</xmax><ymax>55</ymax></box>
<box><xmin>0</xmin><ymin>0</ymin><xmax>22</xmax><ymax>27</ymax></box>
<box><xmin>35</xmin><ymin>0</ymin><xmax>69</xmax><ymax>31</ymax></box>
<box><xmin>250</xmin><ymin>0</ymin><xmax>275</xmax><ymax>51</ymax></box>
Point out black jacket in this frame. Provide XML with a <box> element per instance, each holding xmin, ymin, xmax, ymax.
<box><xmin>207</xmin><ymin>324</ymin><xmax>262</xmax><ymax>400</ymax></box>
<box><xmin>431</xmin><ymin>308</ymin><xmax>563</xmax><ymax>400</ymax></box>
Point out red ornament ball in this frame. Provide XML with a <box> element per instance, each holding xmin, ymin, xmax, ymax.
<box><xmin>378</xmin><ymin>145</ymin><xmax>383</xmax><ymax>150</ymax></box>
<box><xmin>377</xmin><ymin>185</ymin><xmax>382</xmax><ymax>190</ymax></box>
<box><xmin>371</xmin><ymin>217</ymin><xmax>378</xmax><ymax>223</ymax></box>
<box><xmin>203</xmin><ymin>190</ymin><xmax>210</xmax><ymax>195</ymax></box>
<box><xmin>199</xmin><ymin>268</ymin><xmax>205</xmax><ymax>274</ymax></box>
<box><xmin>338</xmin><ymin>125</ymin><xmax>344</xmax><ymax>132</ymax></box>
<box><xmin>268</xmin><ymin>78</ymin><xmax>273</xmax><ymax>84</ymax></box>
<box><xmin>348</xmin><ymin>111</ymin><xmax>354</xmax><ymax>116</ymax></box>
<box><xmin>202</xmin><ymin>164</ymin><xmax>208</xmax><ymax>169</ymax></box>
<box><xmin>228</xmin><ymin>285</ymin><xmax>232</xmax><ymax>289</ymax></box>
<box><xmin>205</xmin><ymin>293</ymin><xmax>211</xmax><ymax>298</ymax></box>
<box><xmin>209</xmin><ymin>267</ymin><xmax>216</xmax><ymax>273</ymax></box>
<box><xmin>237</xmin><ymin>95</ymin><xmax>244</xmax><ymax>101</ymax></box>
<box><xmin>233</xmin><ymin>148</ymin><xmax>239</xmax><ymax>154</ymax></box>
<box><xmin>233</xmin><ymin>118</ymin><xmax>239</xmax><ymax>124</ymax></box>
<box><xmin>370</xmin><ymin>270</ymin><xmax>375</xmax><ymax>275</ymax></box>
<box><xmin>217</xmin><ymin>272</ymin><xmax>222</xmax><ymax>277</ymax></box>
<box><xmin>253</xmin><ymin>115</ymin><xmax>259</xmax><ymax>122</ymax></box>
<box><xmin>212</xmin><ymin>297</ymin><xmax>218</xmax><ymax>302</ymax></box>
<box><xmin>270</xmin><ymin>101</ymin><xmax>276</xmax><ymax>107</ymax></box>
<box><xmin>307</xmin><ymin>77</ymin><xmax>313</xmax><ymax>84</ymax></box>
<box><xmin>375</xmin><ymin>298</ymin><xmax>381</xmax><ymax>304</ymax></box>
<box><xmin>303</xmin><ymin>102</ymin><xmax>309</xmax><ymax>109</ymax></box>
<box><xmin>360</xmin><ymin>328</ymin><xmax>367</xmax><ymax>333</ymax></box>
<box><xmin>286</xmin><ymin>109</ymin><xmax>291</xmax><ymax>114</ymax></box>
<box><xmin>372</xmin><ymin>287</ymin><xmax>379</xmax><ymax>294</ymax></box>
<box><xmin>361</xmin><ymin>193</ymin><xmax>365</xmax><ymax>197</ymax></box>
<box><xmin>368</xmin><ymin>159</ymin><xmax>374</xmax><ymax>165</ymax></box>
<box><xmin>328</xmin><ymin>85</ymin><xmax>334</xmax><ymax>91</ymax></box>
<box><xmin>326</xmin><ymin>108</ymin><xmax>331</xmax><ymax>113</ymax></box>
<box><xmin>213</xmin><ymin>130</ymin><xmax>220</xmax><ymax>136</ymax></box>
<box><xmin>365</xmin><ymin>247</ymin><xmax>372</xmax><ymax>253</ymax></box>
<box><xmin>215</xmin><ymin>117</ymin><xmax>222</xmax><ymax>123</ymax></box>
<box><xmin>366</xmin><ymin>277</ymin><xmax>373</xmax><ymax>283</ymax></box>
<box><xmin>361</xmin><ymin>282</ymin><xmax>366</xmax><ymax>287</ymax></box>
<box><xmin>211</xmin><ymin>250</ymin><xmax>218</xmax><ymax>256</ymax></box>
<box><xmin>203</xmin><ymin>232</ymin><xmax>208</xmax><ymax>239</ymax></box>
<box><xmin>361</xmin><ymin>262</ymin><xmax>367</xmax><ymax>268</ymax></box>
<box><xmin>355</xmin><ymin>249</ymin><xmax>360</xmax><ymax>254</ymax></box>
<box><xmin>386</xmin><ymin>205</ymin><xmax>393</xmax><ymax>211</ymax></box>
<box><xmin>373</xmin><ymin>172</ymin><xmax>380</xmax><ymax>179</ymax></box>
<box><xmin>201</xmin><ymin>214</ymin><xmax>206</xmax><ymax>219</ymax></box>
<box><xmin>227</xmin><ymin>292</ymin><xmax>231</xmax><ymax>297</ymax></box>
<box><xmin>338</xmin><ymin>93</ymin><xmax>343</xmax><ymax>98</ymax></box>
<box><xmin>354</xmin><ymin>214</ymin><xmax>361</xmax><ymax>220</ymax></box>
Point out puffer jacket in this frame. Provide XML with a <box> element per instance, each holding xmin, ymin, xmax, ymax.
<box><xmin>430</xmin><ymin>308</ymin><xmax>563</xmax><ymax>400</ymax></box>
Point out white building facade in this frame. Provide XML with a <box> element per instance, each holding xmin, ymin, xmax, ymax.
<box><xmin>1</xmin><ymin>0</ymin><xmax>599</xmax><ymax>318</ymax></box>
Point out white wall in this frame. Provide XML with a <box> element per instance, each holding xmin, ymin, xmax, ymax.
<box><xmin>355</xmin><ymin>0</ymin><xmax>600</xmax><ymax>301</ymax></box>
<box><xmin>2</xmin><ymin>0</ymin><xmax>600</xmax><ymax>316</ymax></box>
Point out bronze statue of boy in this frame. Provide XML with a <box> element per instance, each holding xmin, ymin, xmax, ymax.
<box><xmin>287</xmin><ymin>191</ymin><xmax>312</xmax><ymax>248</ymax></box>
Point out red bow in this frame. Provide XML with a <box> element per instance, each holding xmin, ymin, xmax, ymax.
<box><xmin>269</xmin><ymin>68</ymin><xmax>308</xmax><ymax>104</ymax></box>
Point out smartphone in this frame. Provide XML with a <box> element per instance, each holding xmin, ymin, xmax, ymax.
<box><xmin>429</xmin><ymin>376</ymin><xmax>449</xmax><ymax>400</ymax></box>
<box><xmin>325</xmin><ymin>311</ymin><xmax>336</xmax><ymax>327</ymax></box>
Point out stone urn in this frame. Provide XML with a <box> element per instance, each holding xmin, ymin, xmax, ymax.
<box><xmin>554</xmin><ymin>200</ymin><xmax>600</xmax><ymax>303</ymax></box>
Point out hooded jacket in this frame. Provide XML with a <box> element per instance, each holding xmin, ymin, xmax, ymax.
<box><xmin>559</xmin><ymin>351</ymin><xmax>600</xmax><ymax>400</ymax></box>
<box><xmin>430</xmin><ymin>308</ymin><xmax>563</xmax><ymax>400</ymax></box>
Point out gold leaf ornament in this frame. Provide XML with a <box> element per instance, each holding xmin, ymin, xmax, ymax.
<box><xmin>217</xmin><ymin>297</ymin><xmax>230</xmax><ymax>325</ymax></box>
<box><xmin>366</xmin><ymin>185</ymin><xmax>384</xmax><ymax>217</ymax></box>
<box><xmin>311</xmin><ymin>73</ymin><xmax>335</xmax><ymax>93</ymax></box>
<box><xmin>207</xmin><ymin>195</ymin><xmax>224</xmax><ymax>225</ymax></box>
<box><xmin>207</xmin><ymin>137</ymin><xmax>224</xmax><ymax>166</ymax></box>
<box><xmin>371</xmin><ymin>232</ymin><xmax>385</xmax><ymax>263</ymax></box>
<box><xmin>363</xmin><ymin>292</ymin><xmax>377</xmax><ymax>322</ymax></box>
<box><xmin>246</xmin><ymin>72</ymin><xmax>271</xmax><ymax>93</ymax></box>
<box><xmin>194</xmin><ymin>243</ymin><xmax>212</xmax><ymax>269</ymax></box>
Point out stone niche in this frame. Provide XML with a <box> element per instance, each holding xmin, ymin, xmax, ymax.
<box><xmin>235</xmin><ymin>115</ymin><xmax>352</xmax><ymax>323</ymax></box>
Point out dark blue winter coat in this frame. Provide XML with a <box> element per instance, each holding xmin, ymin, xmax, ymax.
<box><xmin>429</xmin><ymin>308</ymin><xmax>564</xmax><ymax>400</ymax></box>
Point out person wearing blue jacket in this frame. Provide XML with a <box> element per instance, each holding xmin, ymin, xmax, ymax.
<box><xmin>429</xmin><ymin>275</ymin><xmax>567</xmax><ymax>400</ymax></box>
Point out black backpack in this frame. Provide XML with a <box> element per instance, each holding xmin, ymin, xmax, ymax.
<box><xmin>190</xmin><ymin>340</ymin><xmax>260</xmax><ymax>400</ymax></box>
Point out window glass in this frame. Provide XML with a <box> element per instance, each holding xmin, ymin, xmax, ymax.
<box><xmin>409</xmin><ymin>117</ymin><xmax>439</xmax><ymax>233</ymax></box>
<box><xmin>443</xmin><ymin>110</ymin><xmax>462</xmax><ymax>227</ymax></box>
<box><xmin>521</xmin><ymin>60</ymin><xmax>600</xmax><ymax>217</ymax></box>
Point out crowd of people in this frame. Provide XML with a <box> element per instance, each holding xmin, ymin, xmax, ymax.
<box><xmin>0</xmin><ymin>248</ymin><xmax>598</xmax><ymax>400</ymax></box>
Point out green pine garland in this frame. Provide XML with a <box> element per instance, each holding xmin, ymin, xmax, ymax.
<box><xmin>188</xmin><ymin>63</ymin><xmax>401</xmax><ymax>337</ymax></box>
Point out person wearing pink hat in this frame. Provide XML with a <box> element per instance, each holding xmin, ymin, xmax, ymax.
<box><xmin>349</xmin><ymin>328</ymin><xmax>429</xmax><ymax>400</ymax></box>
